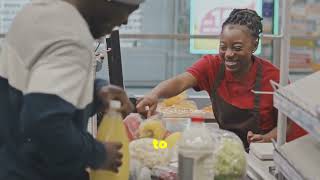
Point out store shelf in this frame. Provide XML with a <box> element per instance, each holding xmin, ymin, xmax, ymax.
<box><xmin>273</xmin><ymin>1</ymin><xmax>320</xmax><ymax>180</ymax></box>
<box><xmin>119</xmin><ymin>33</ymin><xmax>282</xmax><ymax>40</ymax></box>
<box><xmin>291</xmin><ymin>35</ymin><xmax>320</xmax><ymax>41</ymax></box>
<box><xmin>289</xmin><ymin>68</ymin><xmax>314</xmax><ymax>73</ymax></box>
<box><xmin>273</xmin><ymin>135</ymin><xmax>320</xmax><ymax>180</ymax></box>
<box><xmin>274</xmin><ymin>92</ymin><xmax>320</xmax><ymax>141</ymax></box>
<box><xmin>273</xmin><ymin>71</ymin><xmax>320</xmax><ymax>141</ymax></box>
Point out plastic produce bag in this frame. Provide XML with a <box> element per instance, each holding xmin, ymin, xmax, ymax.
<box><xmin>152</xmin><ymin>165</ymin><xmax>177</xmax><ymax>180</ymax></box>
<box><xmin>123</xmin><ymin>113</ymin><xmax>142</xmax><ymax>141</ymax></box>
<box><xmin>138</xmin><ymin>167</ymin><xmax>152</xmax><ymax>180</ymax></box>
<box><xmin>163</xmin><ymin>118</ymin><xmax>190</xmax><ymax>133</ymax></box>
<box><xmin>178</xmin><ymin>117</ymin><xmax>215</xmax><ymax>180</ymax></box>
<box><xmin>210</xmin><ymin>129</ymin><xmax>247</xmax><ymax>180</ymax></box>
<box><xmin>129</xmin><ymin>158</ymin><xmax>142</xmax><ymax>180</ymax></box>
<box><xmin>129</xmin><ymin>138</ymin><xmax>171</xmax><ymax>168</ymax></box>
<box><xmin>138</xmin><ymin>114</ymin><xmax>168</xmax><ymax>139</ymax></box>
<box><xmin>129</xmin><ymin>159</ymin><xmax>152</xmax><ymax>180</ymax></box>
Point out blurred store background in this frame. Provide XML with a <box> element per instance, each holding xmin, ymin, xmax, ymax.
<box><xmin>1</xmin><ymin>0</ymin><xmax>320</xmax><ymax>96</ymax></box>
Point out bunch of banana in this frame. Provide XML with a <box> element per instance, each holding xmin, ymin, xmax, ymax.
<box><xmin>138</xmin><ymin>119</ymin><xmax>166</xmax><ymax>139</ymax></box>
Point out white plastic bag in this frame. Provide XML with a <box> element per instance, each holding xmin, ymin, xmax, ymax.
<box><xmin>138</xmin><ymin>167</ymin><xmax>152</xmax><ymax>180</ymax></box>
<box><xmin>123</xmin><ymin>113</ymin><xmax>142</xmax><ymax>141</ymax></box>
<box><xmin>129</xmin><ymin>159</ymin><xmax>152</xmax><ymax>180</ymax></box>
<box><xmin>129</xmin><ymin>138</ymin><xmax>171</xmax><ymax>168</ymax></box>
<box><xmin>210</xmin><ymin>129</ymin><xmax>247</xmax><ymax>180</ymax></box>
<box><xmin>129</xmin><ymin>158</ymin><xmax>143</xmax><ymax>180</ymax></box>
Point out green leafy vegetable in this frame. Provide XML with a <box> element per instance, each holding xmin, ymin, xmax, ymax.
<box><xmin>214</xmin><ymin>138</ymin><xmax>247</xmax><ymax>180</ymax></box>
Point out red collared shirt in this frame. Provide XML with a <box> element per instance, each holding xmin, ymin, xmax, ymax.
<box><xmin>187</xmin><ymin>54</ymin><xmax>307</xmax><ymax>141</ymax></box>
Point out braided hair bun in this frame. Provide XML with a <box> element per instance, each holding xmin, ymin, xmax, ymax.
<box><xmin>222</xmin><ymin>9</ymin><xmax>263</xmax><ymax>40</ymax></box>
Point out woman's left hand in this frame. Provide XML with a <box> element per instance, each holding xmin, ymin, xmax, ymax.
<box><xmin>247</xmin><ymin>131</ymin><xmax>269</xmax><ymax>143</ymax></box>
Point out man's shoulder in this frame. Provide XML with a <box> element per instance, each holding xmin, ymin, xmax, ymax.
<box><xmin>8</xmin><ymin>1</ymin><xmax>93</xmax><ymax>47</ymax></box>
<box><xmin>5</xmin><ymin>0</ymin><xmax>94</xmax><ymax>66</ymax></box>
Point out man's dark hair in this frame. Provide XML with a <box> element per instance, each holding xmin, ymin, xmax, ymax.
<box><xmin>222</xmin><ymin>9</ymin><xmax>263</xmax><ymax>40</ymax></box>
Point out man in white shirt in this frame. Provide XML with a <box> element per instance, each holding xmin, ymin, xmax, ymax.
<box><xmin>0</xmin><ymin>0</ymin><xmax>144</xmax><ymax>179</ymax></box>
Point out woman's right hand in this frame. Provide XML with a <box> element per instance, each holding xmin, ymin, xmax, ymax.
<box><xmin>136</xmin><ymin>94</ymin><xmax>159</xmax><ymax>118</ymax></box>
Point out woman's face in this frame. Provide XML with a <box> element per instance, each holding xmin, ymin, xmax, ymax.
<box><xmin>219</xmin><ymin>24</ymin><xmax>258</xmax><ymax>75</ymax></box>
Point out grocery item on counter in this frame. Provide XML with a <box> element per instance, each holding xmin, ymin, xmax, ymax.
<box><xmin>202</xmin><ymin>105</ymin><xmax>213</xmax><ymax>113</ymax></box>
<box><xmin>152</xmin><ymin>165</ymin><xmax>178</xmax><ymax>180</ymax></box>
<box><xmin>129</xmin><ymin>138</ymin><xmax>171</xmax><ymax>168</ymax></box>
<box><xmin>178</xmin><ymin>117</ymin><xmax>215</xmax><ymax>180</ymax></box>
<box><xmin>129</xmin><ymin>159</ymin><xmax>144</xmax><ymax>180</ymax></box>
<box><xmin>157</xmin><ymin>92</ymin><xmax>217</xmax><ymax>118</ymax></box>
<box><xmin>138</xmin><ymin>167</ymin><xmax>152</xmax><ymax>180</ymax></box>
<box><xmin>163</xmin><ymin>117</ymin><xmax>190</xmax><ymax>132</ymax></box>
<box><xmin>162</xmin><ymin>91</ymin><xmax>187</xmax><ymax>107</ymax></box>
<box><xmin>124</xmin><ymin>113</ymin><xmax>142</xmax><ymax>141</ymax></box>
<box><xmin>129</xmin><ymin>159</ymin><xmax>153</xmax><ymax>180</ymax></box>
<box><xmin>205</xmin><ymin>122</ymin><xmax>219</xmax><ymax>131</ymax></box>
<box><xmin>200</xmin><ymin>105</ymin><xmax>215</xmax><ymax>119</ymax></box>
<box><xmin>211</xmin><ymin>129</ymin><xmax>247</xmax><ymax>180</ymax></box>
<box><xmin>138</xmin><ymin>116</ymin><xmax>167</xmax><ymax>139</ymax></box>
<box><xmin>249</xmin><ymin>143</ymin><xmax>274</xmax><ymax>160</ymax></box>
<box><xmin>165</xmin><ymin>132</ymin><xmax>182</xmax><ymax>163</ymax></box>
<box><xmin>165</xmin><ymin>132</ymin><xmax>182</xmax><ymax>149</ymax></box>
<box><xmin>214</xmin><ymin>138</ymin><xmax>247</xmax><ymax>180</ymax></box>
<box><xmin>90</xmin><ymin>101</ymin><xmax>130</xmax><ymax>180</ymax></box>
<box><xmin>158</xmin><ymin>100</ymin><xmax>198</xmax><ymax>118</ymax></box>
<box><xmin>190</xmin><ymin>109</ymin><xmax>207</xmax><ymax>117</ymax></box>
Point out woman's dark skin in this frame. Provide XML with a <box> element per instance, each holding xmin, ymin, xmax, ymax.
<box><xmin>218</xmin><ymin>24</ymin><xmax>278</xmax><ymax>143</ymax></box>
<box><xmin>219</xmin><ymin>25</ymin><xmax>258</xmax><ymax>78</ymax></box>
<box><xmin>136</xmin><ymin>11</ymin><xmax>295</xmax><ymax>144</ymax></box>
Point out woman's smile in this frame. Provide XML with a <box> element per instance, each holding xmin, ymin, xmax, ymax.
<box><xmin>225</xmin><ymin>60</ymin><xmax>239</xmax><ymax>71</ymax></box>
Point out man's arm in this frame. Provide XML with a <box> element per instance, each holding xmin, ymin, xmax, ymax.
<box><xmin>21</xmin><ymin>40</ymin><xmax>107</xmax><ymax>177</ymax></box>
<box><xmin>93</xmin><ymin>78</ymin><xmax>108</xmax><ymax>114</ymax></box>
<box><xmin>21</xmin><ymin>95</ymin><xmax>107</xmax><ymax>173</ymax></box>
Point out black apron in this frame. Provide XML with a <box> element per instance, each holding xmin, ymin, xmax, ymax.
<box><xmin>211</xmin><ymin>59</ymin><xmax>264</xmax><ymax>150</ymax></box>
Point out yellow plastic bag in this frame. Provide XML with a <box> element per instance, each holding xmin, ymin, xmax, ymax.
<box><xmin>90</xmin><ymin>101</ymin><xmax>130</xmax><ymax>180</ymax></box>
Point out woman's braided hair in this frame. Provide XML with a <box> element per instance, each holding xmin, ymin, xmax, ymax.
<box><xmin>222</xmin><ymin>9</ymin><xmax>263</xmax><ymax>40</ymax></box>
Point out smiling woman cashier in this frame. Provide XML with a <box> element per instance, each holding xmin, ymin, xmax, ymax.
<box><xmin>136</xmin><ymin>9</ymin><xmax>307</xmax><ymax>149</ymax></box>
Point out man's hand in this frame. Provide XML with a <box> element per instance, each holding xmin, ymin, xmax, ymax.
<box><xmin>136</xmin><ymin>94</ymin><xmax>158</xmax><ymax>118</ymax></box>
<box><xmin>97</xmin><ymin>85</ymin><xmax>134</xmax><ymax>118</ymax></box>
<box><xmin>100</xmin><ymin>142</ymin><xmax>123</xmax><ymax>172</ymax></box>
<box><xmin>247</xmin><ymin>131</ymin><xmax>270</xmax><ymax>144</ymax></box>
